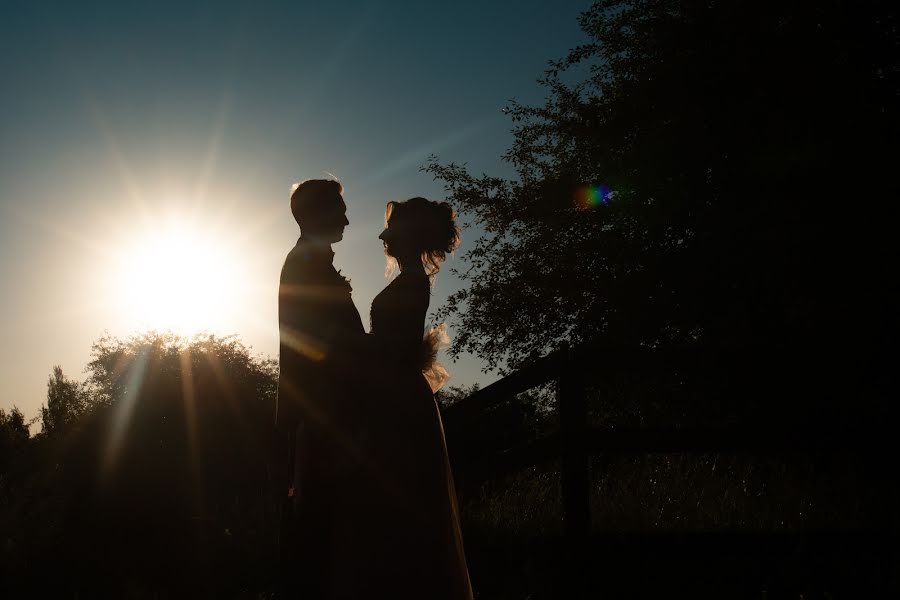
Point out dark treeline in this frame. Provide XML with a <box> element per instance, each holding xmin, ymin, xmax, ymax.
<box><xmin>0</xmin><ymin>337</ymin><xmax>543</xmax><ymax>597</ymax></box>
<box><xmin>1</xmin><ymin>333</ymin><xmax>280</xmax><ymax>596</ymax></box>
<box><xmin>2</xmin><ymin>337</ymin><xmax>896</xmax><ymax>596</ymax></box>
<box><xmin>2</xmin><ymin>0</ymin><xmax>898</xmax><ymax>596</ymax></box>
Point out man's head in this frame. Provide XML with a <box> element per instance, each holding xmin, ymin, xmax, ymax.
<box><xmin>290</xmin><ymin>179</ymin><xmax>349</xmax><ymax>243</ymax></box>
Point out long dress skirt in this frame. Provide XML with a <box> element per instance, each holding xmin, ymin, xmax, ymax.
<box><xmin>325</xmin><ymin>370</ymin><xmax>472</xmax><ymax>600</ymax></box>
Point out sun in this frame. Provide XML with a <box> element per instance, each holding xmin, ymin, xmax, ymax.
<box><xmin>113</xmin><ymin>217</ymin><xmax>248</xmax><ymax>335</ymax></box>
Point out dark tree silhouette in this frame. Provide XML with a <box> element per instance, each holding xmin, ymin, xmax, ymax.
<box><xmin>0</xmin><ymin>406</ymin><xmax>28</xmax><ymax>472</ymax></box>
<box><xmin>427</xmin><ymin>0</ymin><xmax>897</xmax><ymax>376</ymax></box>
<box><xmin>2</xmin><ymin>332</ymin><xmax>281</xmax><ymax>597</ymax></box>
<box><xmin>426</xmin><ymin>5</ymin><xmax>898</xmax><ymax>594</ymax></box>
<box><xmin>435</xmin><ymin>383</ymin><xmax>481</xmax><ymax>409</ymax></box>
<box><xmin>40</xmin><ymin>366</ymin><xmax>90</xmax><ymax>436</ymax></box>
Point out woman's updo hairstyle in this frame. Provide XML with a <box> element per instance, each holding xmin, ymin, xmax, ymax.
<box><xmin>384</xmin><ymin>197</ymin><xmax>460</xmax><ymax>278</ymax></box>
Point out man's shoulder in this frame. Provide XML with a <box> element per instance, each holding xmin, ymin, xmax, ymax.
<box><xmin>280</xmin><ymin>240</ymin><xmax>344</xmax><ymax>291</ymax></box>
<box><xmin>281</xmin><ymin>241</ymin><xmax>317</xmax><ymax>281</ymax></box>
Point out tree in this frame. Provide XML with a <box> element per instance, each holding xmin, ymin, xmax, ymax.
<box><xmin>40</xmin><ymin>366</ymin><xmax>89</xmax><ymax>435</ymax></box>
<box><xmin>426</xmin><ymin>1</ymin><xmax>897</xmax><ymax>375</ymax></box>
<box><xmin>424</xmin><ymin>14</ymin><xmax>898</xmax><ymax>593</ymax></box>
<box><xmin>2</xmin><ymin>332</ymin><xmax>281</xmax><ymax>596</ymax></box>
<box><xmin>435</xmin><ymin>383</ymin><xmax>481</xmax><ymax>409</ymax></box>
<box><xmin>81</xmin><ymin>331</ymin><xmax>278</xmax><ymax>501</ymax></box>
<box><xmin>0</xmin><ymin>406</ymin><xmax>29</xmax><ymax>470</ymax></box>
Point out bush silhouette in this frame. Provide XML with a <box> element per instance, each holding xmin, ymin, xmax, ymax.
<box><xmin>3</xmin><ymin>332</ymin><xmax>280</xmax><ymax>596</ymax></box>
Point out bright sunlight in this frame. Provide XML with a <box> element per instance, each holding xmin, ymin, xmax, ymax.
<box><xmin>112</xmin><ymin>217</ymin><xmax>249</xmax><ymax>335</ymax></box>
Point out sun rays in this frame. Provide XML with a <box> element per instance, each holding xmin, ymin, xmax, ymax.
<box><xmin>97</xmin><ymin>331</ymin><xmax>270</xmax><ymax>505</ymax></box>
<box><xmin>112</xmin><ymin>217</ymin><xmax>244</xmax><ymax>335</ymax></box>
<box><xmin>8</xmin><ymin>88</ymin><xmax>289</xmax><ymax>342</ymax></box>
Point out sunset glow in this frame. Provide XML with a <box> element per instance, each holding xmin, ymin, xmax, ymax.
<box><xmin>111</xmin><ymin>217</ymin><xmax>250</xmax><ymax>335</ymax></box>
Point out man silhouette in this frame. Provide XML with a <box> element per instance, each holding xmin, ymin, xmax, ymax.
<box><xmin>276</xmin><ymin>179</ymin><xmax>365</xmax><ymax>597</ymax></box>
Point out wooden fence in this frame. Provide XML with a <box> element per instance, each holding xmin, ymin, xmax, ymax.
<box><xmin>440</xmin><ymin>343</ymin><xmax>897</xmax><ymax>594</ymax></box>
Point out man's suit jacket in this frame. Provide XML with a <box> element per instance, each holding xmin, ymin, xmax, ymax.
<box><xmin>276</xmin><ymin>237</ymin><xmax>365</xmax><ymax>437</ymax></box>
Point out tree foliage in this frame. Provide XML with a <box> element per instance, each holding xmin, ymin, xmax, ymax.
<box><xmin>2</xmin><ymin>332</ymin><xmax>281</xmax><ymax>596</ymax></box>
<box><xmin>0</xmin><ymin>406</ymin><xmax>28</xmax><ymax>472</ymax></box>
<box><xmin>41</xmin><ymin>366</ymin><xmax>90</xmax><ymax>435</ymax></box>
<box><xmin>427</xmin><ymin>0</ymin><xmax>897</xmax><ymax>372</ymax></box>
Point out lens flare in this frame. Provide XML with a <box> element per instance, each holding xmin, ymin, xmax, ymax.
<box><xmin>574</xmin><ymin>184</ymin><xmax>612</xmax><ymax>209</ymax></box>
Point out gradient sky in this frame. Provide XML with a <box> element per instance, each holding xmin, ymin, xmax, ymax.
<box><xmin>0</xmin><ymin>0</ymin><xmax>591</xmax><ymax>424</ymax></box>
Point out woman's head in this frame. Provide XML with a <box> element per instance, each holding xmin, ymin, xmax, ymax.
<box><xmin>379</xmin><ymin>197</ymin><xmax>460</xmax><ymax>278</ymax></box>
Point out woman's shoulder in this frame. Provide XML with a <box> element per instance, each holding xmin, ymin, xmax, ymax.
<box><xmin>397</xmin><ymin>270</ymin><xmax>431</xmax><ymax>297</ymax></box>
<box><xmin>373</xmin><ymin>270</ymin><xmax>426</xmax><ymax>305</ymax></box>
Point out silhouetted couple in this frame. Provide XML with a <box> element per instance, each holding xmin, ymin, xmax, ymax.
<box><xmin>276</xmin><ymin>179</ymin><xmax>472</xmax><ymax>599</ymax></box>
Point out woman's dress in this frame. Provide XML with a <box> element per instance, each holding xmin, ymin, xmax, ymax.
<box><xmin>337</xmin><ymin>269</ymin><xmax>472</xmax><ymax>599</ymax></box>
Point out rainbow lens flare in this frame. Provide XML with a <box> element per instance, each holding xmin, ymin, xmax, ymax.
<box><xmin>574</xmin><ymin>184</ymin><xmax>612</xmax><ymax>209</ymax></box>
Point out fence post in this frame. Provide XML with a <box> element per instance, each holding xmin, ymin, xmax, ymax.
<box><xmin>559</xmin><ymin>346</ymin><xmax>590</xmax><ymax>539</ymax></box>
<box><xmin>559</xmin><ymin>346</ymin><xmax>590</xmax><ymax>596</ymax></box>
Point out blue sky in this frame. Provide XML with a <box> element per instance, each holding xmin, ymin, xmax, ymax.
<box><xmin>0</xmin><ymin>0</ymin><xmax>592</xmax><ymax>422</ymax></box>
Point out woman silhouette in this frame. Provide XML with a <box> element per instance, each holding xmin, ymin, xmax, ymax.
<box><xmin>338</xmin><ymin>197</ymin><xmax>472</xmax><ymax>599</ymax></box>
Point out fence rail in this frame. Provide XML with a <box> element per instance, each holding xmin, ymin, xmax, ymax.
<box><xmin>441</xmin><ymin>343</ymin><xmax>897</xmax><ymax>543</ymax></box>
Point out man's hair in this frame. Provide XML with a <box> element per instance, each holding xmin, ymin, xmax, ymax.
<box><xmin>290</xmin><ymin>179</ymin><xmax>344</xmax><ymax>228</ymax></box>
